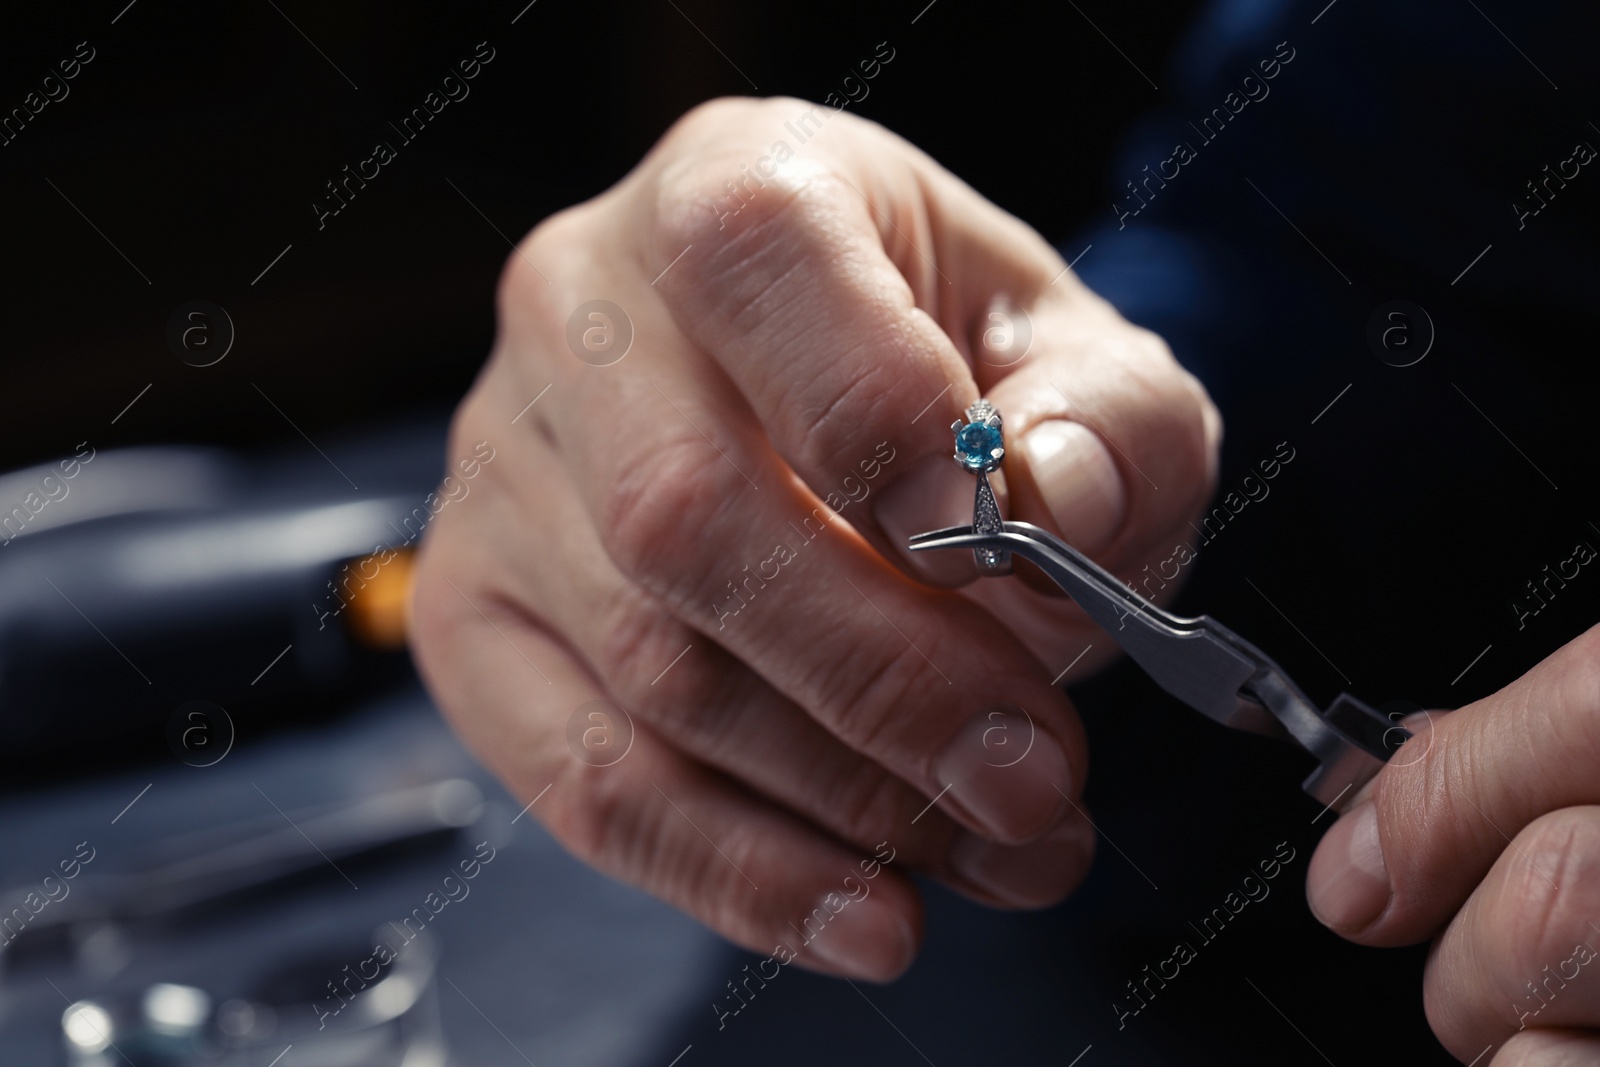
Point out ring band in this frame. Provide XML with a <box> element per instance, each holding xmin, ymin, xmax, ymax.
<box><xmin>952</xmin><ymin>399</ymin><xmax>1011</xmax><ymax>576</ymax></box>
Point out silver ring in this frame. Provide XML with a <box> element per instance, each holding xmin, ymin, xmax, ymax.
<box><xmin>951</xmin><ymin>399</ymin><xmax>1011</xmax><ymax>576</ymax></box>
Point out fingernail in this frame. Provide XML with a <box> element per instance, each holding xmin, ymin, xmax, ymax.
<box><xmin>1019</xmin><ymin>419</ymin><xmax>1125</xmax><ymax>556</ymax></box>
<box><xmin>933</xmin><ymin>706</ymin><xmax>1070</xmax><ymax>843</ymax></box>
<box><xmin>949</xmin><ymin>818</ymin><xmax>1094</xmax><ymax>907</ymax></box>
<box><xmin>800</xmin><ymin>889</ymin><xmax>917</xmax><ymax>980</ymax></box>
<box><xmin>1306</xmin><ymin>801</ymin><xmax>1390</xmax><ymax>932</ymax></box>
<box><xmin>872</xmin><ymin>452</ymin><xmax>979</xmax><ymax>586</ymax></box>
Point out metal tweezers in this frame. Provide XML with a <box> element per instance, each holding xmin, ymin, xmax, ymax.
<box><xmin>909</xmin><ymin>521</ymin><xmax>1402</xmax><ymax>810</ymax></box>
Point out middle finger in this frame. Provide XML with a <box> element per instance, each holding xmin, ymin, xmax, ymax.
<box><xmin>1424</xmin><ymin>805</ymin><xmax>1600</xmax><ymax>1060</ymax></box>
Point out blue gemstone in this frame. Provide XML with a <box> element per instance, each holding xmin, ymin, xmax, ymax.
<box><xmin>955</xmin><ymin>422</ymin><xmax>1002</xmax><ymax>471</ymax></box>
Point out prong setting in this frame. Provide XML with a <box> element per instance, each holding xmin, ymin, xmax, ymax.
<box><xmin>951</xmin><ymin>398</ymin><xmax>1012</xmax><ymax>576</ymax></box>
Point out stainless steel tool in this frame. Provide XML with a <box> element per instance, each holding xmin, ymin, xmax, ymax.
<box><xmin>910</xmin><ymin>521</ymin><xmax>1404</xmax><ymax>809</ymax></box>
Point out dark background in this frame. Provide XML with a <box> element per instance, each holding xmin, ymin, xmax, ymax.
<box><xmin>4</xmin><ymin>1</ymin><xmax>1599</xmax><ymax>1064</ymax></box>
<box><xmin>0</xmin><ymin>0</ymin><xmax>1198</xmax><ymax>467</ymax></box>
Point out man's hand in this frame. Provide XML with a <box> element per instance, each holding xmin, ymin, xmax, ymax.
<box><xmin>1308</xmin><ymin>624</ymin><xmax>1600</xmax><ymax>1064</ymax></box>
<box><xmin>409</xmin><ymin>97</ymin><xmax>1219</xmax><ymax>980</ymax></box>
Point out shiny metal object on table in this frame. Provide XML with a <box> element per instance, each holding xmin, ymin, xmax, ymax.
<box><xmin>909</xmin><ymin>520</ymin><xmax>1403</xmax><ymax>809</ymax></box>
<box><xmin>60</xmin><ymin>930</ymin><xmax>445</xmax><ymax>1067</ymax></box>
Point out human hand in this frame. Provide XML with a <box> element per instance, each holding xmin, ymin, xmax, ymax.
<box><xmin>1307</xmin><ymin>624</ymin><xmax>1600</xmax><ymax>1063</ymax></box>
<box><xmin>409</xmin><ymin>96</ymin><xmax>1219</xmax><ymax>980</ymax></box>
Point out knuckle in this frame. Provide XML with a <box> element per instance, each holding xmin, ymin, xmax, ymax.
<box><xmin>643</xmin><ymin>663</ymin><xmax>749</xmax><ymax>757</ymax></box>
<box><xmin>546</xmin><ymin>759</ymin><xmax>635</xmax><ymax>869</ymax></box>
<box><xmin>596</xmin><ymin>434</ymin><xmax>730</xmax><ymax>611</ymax></box>
<box><xmin>558</xmin><ymin>767</ymin><xmax>769</xmax><ymax>943</ymax></box>
<box><xmin>786</xmin><ymin>349</ymin><xmax>898</xmax><ymax>475</ymax></box>
<box><xmin>495</xmin><ymin>233</ymin><xmax>544</xmax><ymax>307</ymax></box>
<box><xmin>493</xmin><ymin>200</ymin><xmax>610</xmax><ymax>350</ymax></box>
<box><xmin>652</xmin><ymin>157</ymin><xmax>749</xmax><ymax>255</ymax></box>
<box><xmin>825</xmin><ymin>764</ymin><xmax>928</xmax><ymax>849</ymax></box>
<box><xmin>668</xmin><ymin>94</ymin><xmax>757</xmax><ymax>130</ymax></box>
<box><xmin>651</xmin><ymin>147</ymin><xmax>831</xmax><ymax>288</ymax></box>
<box><xmin>815</xmin><ymin>637</ymin><xmax>936</xmax><ymax>765</ymax></box>
<box><xmin>1498</xmin><ymin>810</ymin><xmax>1600</xmax><ymax>973</ymax></box>
<box><xmin>495</xmin><ymin>206</ymin><xmax>570</xmax><ymax>309</ymax></box>
<box><xmin>593</xmin><ymin>590</ymin><xmax>681</xmax><ymax>688</ymax></box>
<box><xmin>664</xmin><ymin>95</ymin><xmax>770</xmax><ymax>145</ymax></box>
<box><xmin>689</xmin><ymin>824</ymin><xmax>779</xmax><ymax>947</ymax></box>
<box><xmin>596</xmin><ymin>602</ymin><xmax>746</xmax><ymax>743</ymax></box>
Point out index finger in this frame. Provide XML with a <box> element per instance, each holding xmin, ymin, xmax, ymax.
<box><xmin>644</xmin><ymin>98</ymin><xmax>1060</xmax><ymax>587</ymax></box>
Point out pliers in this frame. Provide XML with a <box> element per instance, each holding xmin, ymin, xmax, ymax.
<box><xmin>909</xmin><ymin>521</ymin><xmax>1402</xmax><ymax>810</ymax></box>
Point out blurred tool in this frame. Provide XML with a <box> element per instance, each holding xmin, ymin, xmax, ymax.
<box><xmin>60</xmin><ymin>929</ymin><xmax>445</xmax><ymax>1067</ymax></box>
<box><xmin>0</xmin><ymin>443</ymin><xmax>433</xmax><ymax>769</ymax></box>
<box><xmin>19</xmin><ymin>779</ymin><xmax>479</xmax><ymax>1065</ymax></box>
<box><xmin>0</xmin><ymin>779</ymin><xmax>482</xmax><ymax>951</ymax></box>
